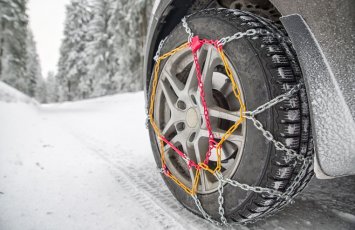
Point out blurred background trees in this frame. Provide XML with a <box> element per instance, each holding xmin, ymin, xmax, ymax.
<box><xmin>0</xmin><ymin>0</ymin><xmax>154</xmax><ymax>103</ymax></box>
<box><xmin>0</xmin><ymin>0</ymin><xmax>46</xmax><ymax>102</ymax></box>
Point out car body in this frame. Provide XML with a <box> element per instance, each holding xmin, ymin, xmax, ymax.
<box><xmin>143</xmin><ymin>0</ymin><xmax>355</xmax><ymax>178</ymax></box>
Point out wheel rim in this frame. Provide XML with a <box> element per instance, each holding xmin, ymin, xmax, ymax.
<box><xmin>154</xmin><ymin>44</ymin><xmax>246</xmax><ymax>194</ymax></box>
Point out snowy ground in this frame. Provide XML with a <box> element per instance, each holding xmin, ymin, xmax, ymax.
<box><xmin>0</xmin><ymin>89</ymin><xmax>355</xmax><ymax>230</ymax></box>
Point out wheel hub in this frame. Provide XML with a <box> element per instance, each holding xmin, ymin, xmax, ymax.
<box><xmin>186</xmin><ymin>108</ymin><xmax>199</xmax><ymax>128</ymax></box>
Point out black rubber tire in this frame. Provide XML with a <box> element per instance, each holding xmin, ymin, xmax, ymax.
<box><xmin>147</xmin><ymin>8</ymin><xmax>314</xmax><ymax>224</ymax></box>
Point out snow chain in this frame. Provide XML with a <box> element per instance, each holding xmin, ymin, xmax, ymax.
<box><xmin>148</xmin><ymin>16</ymin><xmax>313</xmax><ymax>226</ymax></box>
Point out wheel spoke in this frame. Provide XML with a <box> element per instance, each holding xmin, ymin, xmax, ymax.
<box><xmin>162</xmin><ymin>119</ymin><xmax>175</xmax><ymax>136</ymax></box>
<box><xmin>193</xmin><ymin>141</ymin><xmax>212</xmax><ymax>192</ymax></box>
<box><xmin>220</xmin><ymin>141</ymin><xmax>239</xmax><ymax>162</ymax></box>
<box><xmin>180</xmin><ymin>138</ymin><xmax>190</xmax><ymax>160</ymax></box>
<box><xmin>163</xmin><ymin>69</ymin><xmax>184</xmax><ymax>97</ymax></box>
<box><xmin>163</xmin><ymin>128</ymin><xmax>190</xmax><ymax>152</ymax></box>
<box><xmin>188</xmin><ymin>168</ymin><xmax>197</xmax><ymax>187</ymax></box>
<box><xmin>201</xmin><ymin>46</ymin><xmax>221</xmax><ymax>104</ymax></box>
<box><xmin>208</xmin><ymin>106</ymin><xmax>241</xmax><ymax>122</ymax></box>
<box><xmin>202</xmin><ymin>46</ymin><xmax>220</xmax><ymax>81</ymax></box>
<box><xmin>163</xmin><ymin>131</ymin><xmax>197</xmax><ymax>185</ymax></box>
<box><xmin>199</xmin><ymin>128</ymin><xmax>244</xmax><ymax>143</ymax></box>
<box><xmin>184</xmin><ymin>56</ymin><xmax>201</xmax><ymax>93</ymax></box>
<box><xmin>218</xmin><ymin>77</ymin><xmax>232</xmax><ymax>93</ymax></box>
<box><xmin>180</xmin><ymin>139</ymin><xmax>199</xmax><ymax>184</ymax></box>
<box><xmin>160</xmin><ymin>80</ymin><xmax>178</xmax><ymax>110</ymax></box>
<box><xmin>163</xmin><ymin>132</ymin><xmax>180</xmax><ymax>152</ymax></box>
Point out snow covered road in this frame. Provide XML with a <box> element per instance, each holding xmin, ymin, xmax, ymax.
<box><xmin>1</xmin><ymin>91</ymin><xmax>355</xmax><ymax>230</ymax></box>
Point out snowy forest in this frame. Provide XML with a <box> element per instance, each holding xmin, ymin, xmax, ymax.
<box><xmin>0</xmin><ymin>0</ymin><xmax>153</xmax><ymax>103</ymax></box>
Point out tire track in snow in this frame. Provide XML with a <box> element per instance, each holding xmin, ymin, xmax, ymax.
<box><xmin>69</xmin><ymin>130</ymin><xmax>221</xmax><ymax>230</ymax></box>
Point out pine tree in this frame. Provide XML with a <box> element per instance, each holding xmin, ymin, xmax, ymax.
<box><xmin>55</xmin><ymin>0</ymin><xmax>154</xmax><ymax>101</ymax></box>
<box><xmin>56</xmin><ymin>0</ymin><xmax>92</xmax><ymax>101</ymax></box>
<box><xmin>26</xmin><ymin>28</ymin><xmax>46</xmax><ymax>102</ymax></box>
<box><xmin>85</xmin><ymin>0</ymin><xmax>117</xmax><ymax>97</ymax></box>
<box><xmin>35</xmin><ymin>77</ymin><xmax>47</xmax><ymax>103</ymax></box>
<box><xmin>46</xmin><ymin>71</ymin><xmax>58</xmax><ymax>103</ymax></box>
<box><xmin>0</xmin><ymin>0</ymin><xmax>29</xmax><ymax>94</ymax></box>
<box><xmin>106</xmin><ymin>0</ymin><xmax>127</xmax><ymax>93</ymax></box>
<box><xmin>108</xmin><ymin>0</ymin><xmax>153</xmax><ymax>92</ymax></box>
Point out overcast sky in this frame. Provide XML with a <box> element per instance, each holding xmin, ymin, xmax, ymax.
<box><xmin>28</xmin><ymin>0</ymin><xmax>71</xmax><ymax>78</ymax></box>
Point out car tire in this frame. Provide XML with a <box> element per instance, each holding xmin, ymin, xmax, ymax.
<box><xmin>147</xmin><ymin>8</ymin><xmax>314</xmax><ymax>223</ymax></box>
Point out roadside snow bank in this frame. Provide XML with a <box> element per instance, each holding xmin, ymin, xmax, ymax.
<box><xmin>0</xmin><ymin>81</ymin><xmax>38</xmax><ymax>105</ymax></box>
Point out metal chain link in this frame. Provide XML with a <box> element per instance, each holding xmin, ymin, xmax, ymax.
<box><xmin>284</xmin><ymin>156</ymin><xmax>313</xmax><ymax>198</ymax></box>
<box><xmin>153</xmin><ymin>37</ymin><xmax>167</xmax><ymax>62</ymax></box>
<box><xmin>154</xmin><ymin>17</ymin><xmax>313</xmax><ymax>226</ymax></box>
<box><xmin>208</xmin><ymin>84</ymin><xmax>306</xmax><ymax>226</ymax></box>
<box><xmin>223</xmin><ymin>178</ymin><xmax>286</xmax><ymax>198</ymax></box>
<box><xmin>217</xmin><ymin>28</ymin><xmax>271</xmax><ymax>46</ymax></box>
<box><xmin>210</xmin><ymin>84</ymin><xmax>308</xmax><ymax>225</ymax></box>
<box><xmin>244</xmin><ymin>115</ymin><xmax>305</xmax><ymax>162</ymax></box>
<box><xmin>244</xmin><ymin>83</ymin><xmax>303</xmax><ymax>117</ymax></box>
<box><xmin>182</xmin><ymin>17</ymin><xmax>194</xmax><ymax>42</ymax></box>
<box><xmin>218</xmin><ymin>29</ymin><xmax>255</xmax><ymax>46</ymax></box>
<box><xmin>243</xmin><ymin>83</ymin><xmax>305</xmax><ymax>162</ymax></box>
<box><xmin>215</xmin><ymin>172</ymin><xmax>228</xmax><ymax>225</ymax></box>
<box><xmin>192</xmin><ymin>194</ymin><xmax>222</xmax><ymax>226</ymax></box>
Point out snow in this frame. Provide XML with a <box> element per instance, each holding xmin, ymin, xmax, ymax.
<box><xmin>332</xmin><ymin>210</ymin><xmax>355</xmax><ymax>224</ymax></box>
<box><xmin>0</xmin><ymin>87</ymin><xmax>355</xmax><ymax>229</ymax></box>
<box><xmin>0</xmin><ymin>81</ymin><xmax>38</xmax><ymax>105</ymax></box>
